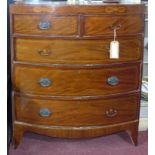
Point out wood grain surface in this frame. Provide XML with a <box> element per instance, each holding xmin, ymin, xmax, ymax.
<box><xmin>84</xmin><ymin>15</ymin><xmax>144</xmax><ymax>36</ymax></box>
<box><xmin>13</xmin><ymin>120</ymin><xmax>139</xmax><ymax>147</ymax></box>
<box><xmin>14</xmin><ymin>63</ymin><xmax>140</xmax><ymax>96</ymax></box>
<box><xmin>10</xmin><ymin>3</ymin><xmax>145</xmax><ymax>15</ymax></box>
<box><xmin>14</xmin><ymin>93</ymin><xmax>139</xmax><ymax>126</ymax></box>
<box><xmin>13</xmin><ymin>15</ymin><xmax>78</xmax><ymax>35</ymax></box>
<box><xmin>15</xmin><ymin>37</ymin><xmax>143</xmax><ymax>64</ymax></box>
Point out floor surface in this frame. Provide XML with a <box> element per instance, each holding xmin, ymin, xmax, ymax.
<box><xmin>9</xmin><ymin>131</ymin><xmax>148</xmax><ymax>155</ymax></box>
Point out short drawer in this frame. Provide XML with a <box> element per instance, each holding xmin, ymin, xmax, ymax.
<box><xmin>84</xmin><ymin>15</ymin><xmax>144</xmax><ymax>36</ymax></box>
<box><xmin>13</xmin><ymin>15</ymin><xmax>78</xmax><ymax>36</ymax></box>
<box><xmin>14</xmin><ymin>63</ymin><xmax>140</xmax><ymax>96</ymax></box>
<box><xmin>15</xmin><ymin>37</ymin><xmax>142</xmax><ymax>64</ymax></box>
<box><xmin>15</xmin><ymin>93</ymin><xmax>139</xmax><ymax>126</ymax></box>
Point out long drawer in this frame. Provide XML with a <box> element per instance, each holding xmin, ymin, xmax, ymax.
<box><xmin>84</xmin><ymin>15</ymin><xmax>144</xmax><ymax>36</ymax></box>
<box><xmin>15</xmin><ymin>37</ymin><xmax>143</xmax><ymax>64</ymax></box>
<box><xmin>13</xmin><ymin>15</ymin><xmax>78</xmax><ymax>36</ymax></box>
<box><xmin>14</xmin><ymin>63</ymin><xmax>140</xmax><ymax>96</ymax></box>
<box><xmin>15</xmin><ymin>93</ymin><xmax>140</xmax><ymax>126</ymax></box>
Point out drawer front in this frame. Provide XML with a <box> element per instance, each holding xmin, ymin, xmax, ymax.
<box><xmin>14</xmin><ymin>64</ymin><xmax>140</xmax><ymax>96</ymax></box>
<box><xmin>15</xmin><ymin>94</ymin><xmax>139</xmax><ymax>126</ymax></box>
<box><xmin>13</xmin><ymin>15</ymin><xmax>78</xmax><ymax>36</ymax></box>
<box><xmin>15</xmin><ymin>37</ymin><xmax>142</xmax><ymax>64</ymax></box>
<box><xmin>84</xmin><ymin>15</ymin><xmax>144</xmax><ymax>36</ymax></box>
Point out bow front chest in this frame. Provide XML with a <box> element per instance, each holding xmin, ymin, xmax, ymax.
<box><xmin>10</xmin><ymin>1</ymin><xmax>144</xmax><ymax>148</ymax></box>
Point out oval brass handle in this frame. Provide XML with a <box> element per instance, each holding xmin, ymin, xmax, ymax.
<box><xmin>38</xmin><ymin>49</ymin><xmax>52</xmax><ymax>56</ymax></box>
<box><xmin>106</xmin><ymin>109</ymin><xmax>118</xmax><ymax>118</ymax></box>
<box><xmin>39</xmin><ymin>108</ymin><xmax>52</xmax><ymax>117</ymax></box>
<box><xmin>107</xmin><ymin>76</ymin><xmax>119</xmax><ymax>86</ymax></box>
<box><xmin>109</xmin><ymin>24</ymin><xmax>122</xmax><ymax>30</ymax></box>
<box><xmin>39</xmin><ymin>78</ymin><xmax>52</xmax><ymax>87</ymax></box>
<box><xmin>38</xmin><ymin>21</ymin><xmax>51</xmax><ymax>30</ymax></box>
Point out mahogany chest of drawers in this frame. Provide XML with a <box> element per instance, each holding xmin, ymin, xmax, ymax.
<box><xmin>10</xmin><ymin>1</ymin><xmax>144</xmax><ymax>148</ymax></box>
